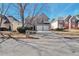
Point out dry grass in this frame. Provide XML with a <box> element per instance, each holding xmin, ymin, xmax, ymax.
<box><xmin>52</xmin><ymin>29</ymin><xmax>79</xmax><ymax>37</ymax></box>
<box><xmin>0</xmin><ymin>31</ymin><xmax>38</xmax><ymax>39</ymax></box>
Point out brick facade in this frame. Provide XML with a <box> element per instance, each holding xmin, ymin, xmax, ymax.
<box><xmin>57</xmin><ymin>16</ymin><xmax>79</xmax><ymax>29</ymax></box>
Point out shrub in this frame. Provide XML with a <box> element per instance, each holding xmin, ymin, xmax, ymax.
<box><xmin>17</xmin><ymin>27</ymin><xmax>26</xmax><ymax>33</ymax></box>
<box><xmin>17</xmin><ymin>26</ymin><xmax>33</xmax><ymax>33</ymax></box>
<box><xmin>0</xmin><ymin>27</ymin><xmax>9</xmax><ymax>31</ymax></box>
<box><xmin>26</xmin><ymin>27</ymin><xmax>33</xmax><ymax>30</ymax></box>
<box><xmin>55</xmin><ymin>28</ymin><xmax>64</xmax><ymax>31</ymax></box>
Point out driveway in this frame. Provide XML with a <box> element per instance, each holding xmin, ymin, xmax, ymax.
<box><xmin>0</xmin><ymin>31</ymin><xmax>79</xmax><ymax>56</ymax></box>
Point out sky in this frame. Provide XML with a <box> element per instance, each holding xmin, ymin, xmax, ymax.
<box><xmin>0</xmin><ymin>3</ymin><xmax>79</xmax><ymax>21</ymax></box>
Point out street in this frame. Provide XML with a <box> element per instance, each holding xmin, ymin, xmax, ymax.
<box><xmin>0</xmin><ymin>32</ymin><xmax>79</xmax><ymax>56</ymax></box>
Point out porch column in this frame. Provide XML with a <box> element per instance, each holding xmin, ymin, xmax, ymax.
<box><xmin>69</xmin><ymin>18</ymin><xmax>71</xmax><ymax>31</ymax></box>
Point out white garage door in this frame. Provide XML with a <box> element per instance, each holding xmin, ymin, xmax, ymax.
<box><xmin>37</xmin><ymin>25</ymin><xmax>42</xmax><ymax>31</ymax></box>
<box><xmin>36</xmin><ymin>25</ymin><xmax>49</xmax><ymax>31</ymax></box>
<box><xmin>43</xmin><ymin>26</ymin><xmax>49</xmax><ymax>31</ymax></box>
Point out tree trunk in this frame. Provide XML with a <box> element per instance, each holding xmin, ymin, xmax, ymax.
<box><xmin>0</xmin><ymin>15</ymin><xmax>3</xmax><ymax>27</ymax></box>
<box><xmin>20</xmin><ymin>7</ymin><xmax>24</xmax><ymax>27</ymax></box>
<box><xmin>0</xmin><ymin>4</ymin><xmax>4</xmax><ymax>27</ymax></box>
<box><xmin>21</xmin><ymin>11</ymin><xmax>24</xmax><ymax>27</ymax></box>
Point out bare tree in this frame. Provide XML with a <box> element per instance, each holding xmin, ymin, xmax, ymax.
<box><xmin>30</xmin><ymin>4</ymin><xmax>45</xmax><ymax>30</ymax></box>
<box><xmin>28</xmin><ymin>4</ymin><xmax>44</xmax><ymax>25</ymax></box>
<box><xmin>0</xmin><ymin>4</ymin><xmax>4</xmax><ymax>27</ymax></box>
<box><xmin>0</xmin><ymin>4</ymin><xmax>10</xmax><ymax>27</ymax></box>
<box><xmin>17</xmin><ymin>3</ymin><xmax>28</xmax><ymax>27</ymax></box>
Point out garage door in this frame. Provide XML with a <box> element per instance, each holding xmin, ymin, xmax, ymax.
<box><xmin>37</xmin><ymin>25</ymin><xmax>42</xmax><ymax>31</ymax></box>
<box><xmin>43</xmin><ymin>26</ymin><xmax>49</xmax><ymax>31</ymax></box>
<box><xmin>36</xmin><ymin>25</ymin><xmax>49</xmax><ymax>31</ymax></box>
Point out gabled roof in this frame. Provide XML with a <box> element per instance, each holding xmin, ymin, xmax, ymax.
<box><xmin>64</xmin><ymin>15</ymin><xmax>72</xmax><ymax>21</ymax></box>
<box><xmin>4</xmin><ymin>20</ymin><xmax>10</xmax><ymax>24</ymax></box>
<box><xmin>0</xmin><ymin>15</ymin><xmax>8</xmax><ymax>21</ymax></box>
<box><xmin>76</xmin><ymin>15</ymin><xmax>79</xmax><ymax>20</ymax></box>
<box><xmin>51</xmin><ymin>18</ymin><xmax>55</xmax><ymax>22</ymax></box>
<box><xmin>39</xmin><ymin>13</ymin><xmax>49</xmax><ymax>19</ymax></box>
<box><xmin>68</xmin><ymin>16</ymin><xmax>78</xmax><ymax>22</ymax></box>
<box><xmin>25</xmin><ymin>13</ymin><xmax>49</xmax><ymax>25</ymax></box>
<box><xmin>0</xmin><ymin>15</ymin><xmax>11</xmax><ymax>24</ymax></box>
<box><xmin>8</xmin><ymin>16</ymin><xmax>20</xmax><ymax>22</ymax></box>
<box><xmin>0</xmin><ymin>15</ymin><xmax>21</xmax><ymax>25</ymax></box>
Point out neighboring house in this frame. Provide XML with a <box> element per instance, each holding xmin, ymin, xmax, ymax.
<box><xmin>51</xmin><ymin>20</ymin><xmax>64</xmax><ymax>29</ymax></box>
<box><xmin>50</xmin><ymin>15</ymin><xmax>79</xmax><ymax>30</ymax></box>
<box><xmin>0</xmin><ymin>15</ymin><xmax>22</xmax><ymax>31</ymax></box>
<box><xmin>0</xmin><ymin>15</ymin><xmax>12</xmax><ymax>30</ymax></box>
<box><xmin>51</xmin><ymin>17</ymin><xmax>64</xmax><ymax>29</ymax></box>
<box><xmin>64</xmin><ymin>15</ymin><xmax>79</xmax><ymax>29</ymax></box>
<box><xmin>25</xmin><ymin>13</ymin><xmax>50</xmax><ymax>31</ymax></box>
<box><xmin>76</xmin><ymin>15</ymin><xmax>79</xmax><ymax>28</ymax></box>
<box><xmin>7</xmin><ymin>16</ymin><xmax>22</xmax><ymax>31</ymax></box>
<box><xmin>64</xmin><ymin>15</ymin><xmax>72</xmax><ymax>29</ymax></box>
<box><xmin>71</xmin><ymin>15</ymin><xmax>79</xmax><ymax>29</ymax></box>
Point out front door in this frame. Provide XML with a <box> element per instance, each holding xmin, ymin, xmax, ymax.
<box><xmin>9</xmin><ymin>25</ymin><xmax>12</xmax><ymax>31</ymax></box>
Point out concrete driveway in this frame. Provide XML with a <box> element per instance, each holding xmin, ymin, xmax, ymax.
<box><xmin>0</xmin><ymin>31</ymin><xmax>79</xmax><ymax>56</ymax></box>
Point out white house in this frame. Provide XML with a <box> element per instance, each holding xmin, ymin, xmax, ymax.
<box><xmin>51</xmin><ymin>17</ymin><xmax>64</xmax><ymax>29</ymax></box>
<box><xmin>51</xmin><ymin>20</ymin><xmax>58</xmax><ymax>29</ymax></box>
